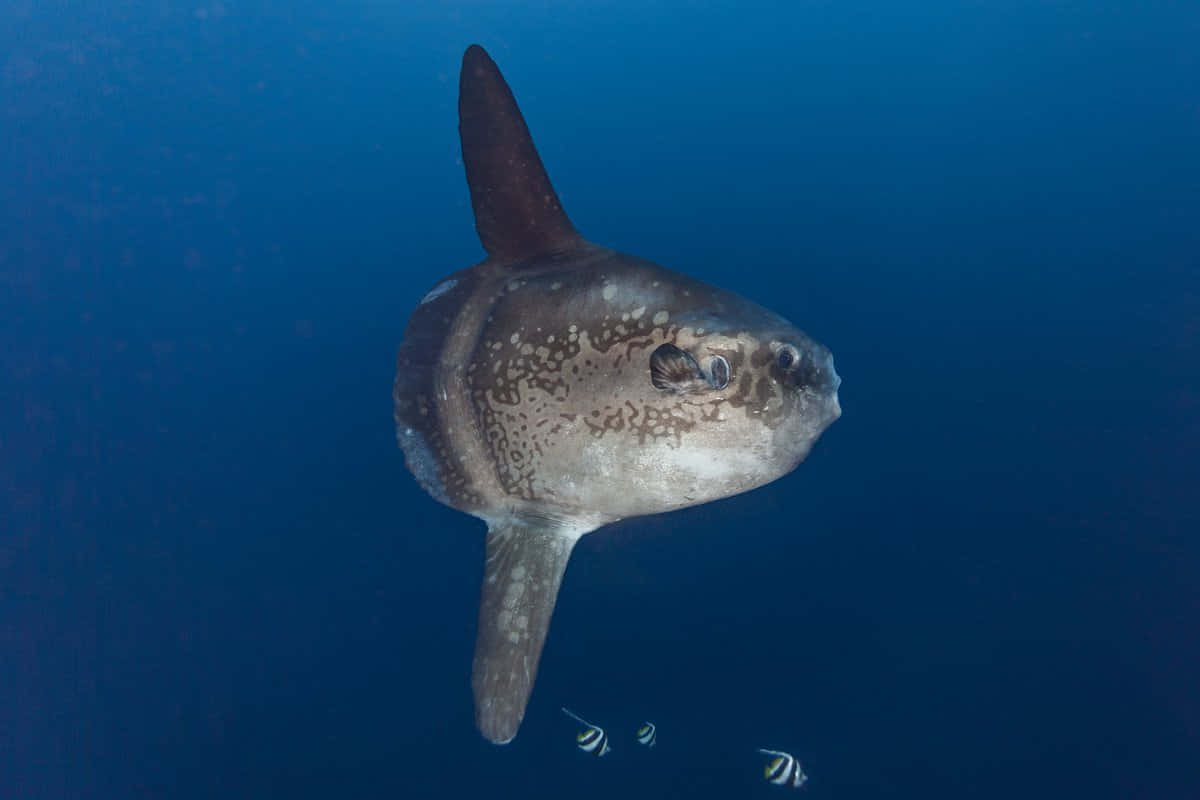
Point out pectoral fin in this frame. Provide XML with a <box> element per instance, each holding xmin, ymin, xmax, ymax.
<box><xmin>650</xmin><ymin>343</ymin><xmax>711</xmax><ymax>394</ymax></box>
<box><xmin>472</xmin><ymin>519</ymin><xmax>578</xmax><ymax>744</ymax></box>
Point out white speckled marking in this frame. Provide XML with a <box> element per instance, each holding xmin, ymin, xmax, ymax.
<box><xmin>420</xmin><ymin>278</ymin><xmax>457</xmax><ymax>304</ymax></box>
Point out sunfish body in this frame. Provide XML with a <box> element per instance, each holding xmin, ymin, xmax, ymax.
<box><xmin>393</xmin><ymin>45</ymin><xmax>841</xmax><ymax>744</ymax></box>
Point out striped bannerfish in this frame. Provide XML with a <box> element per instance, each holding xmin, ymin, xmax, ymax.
<box><xmin>757</xmin><ymin>748</ymin><xmax>808</xmax><ymax>788</ymax></box>
<box><xmin>561</xmin><ymin>708</ymin><xmax>611</xmax><ymax>756</ymax></box>
<box><xmin>635</xmin><ymin>722</ymin><xmax>657</xmax><ymax>748</ymax></box>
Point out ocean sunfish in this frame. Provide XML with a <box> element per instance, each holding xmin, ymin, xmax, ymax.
<box><xmin>393</xmin><ymin>44</ymin><xmax>841</xmax><ymax>745</ymax></box>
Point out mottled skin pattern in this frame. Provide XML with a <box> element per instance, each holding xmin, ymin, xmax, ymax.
<box><xmin>395</xmin><ymin>243</ymin><xmax>840</xmax><ymax>527</ymax></box>
<box><xmin>470</xmin><ymin>247</ymin><xmax>838</xmax><ymax>518</ymax></box>
<box><xmin>392</xmin><ymin>45</ymin><xmax>841</xmax><ymax>746</ymax></box>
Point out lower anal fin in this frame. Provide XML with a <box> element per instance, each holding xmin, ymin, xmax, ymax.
<box><xmin>472</xmin><ymin>519</ymin><xmax>577</xmax><ymax>744</ymax></box>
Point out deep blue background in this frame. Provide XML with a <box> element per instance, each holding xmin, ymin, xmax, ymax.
<box><xmin>3</xmin><ymin>1</ymin><xmax>1198</xmax><ymax>797</ymax></box>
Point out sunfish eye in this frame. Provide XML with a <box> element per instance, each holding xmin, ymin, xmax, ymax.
<box><xmin>708</xmin><ymin>355</ymin><xmax>730</xmax><ymax>389</ymax></box>
<box><xmin>776</xmin><ymin>345</ymin><xmax>798</xmax><ymax>370</ymax></box>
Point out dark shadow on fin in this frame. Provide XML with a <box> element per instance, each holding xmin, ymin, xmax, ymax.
<box><xmin>472</xmin><ymin>518</ymin><xmax>578</xmax><ymax>744</ymax></box>
<box><xmin>459</xmin><ymin>44</ymin><xmax>581</xmax><ymax>262</ymax></box>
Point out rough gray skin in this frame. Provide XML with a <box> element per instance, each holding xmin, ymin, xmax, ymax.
<box><xmin>393</xmin><ymin>45</ymin><xmax>841</xmax><ymax>745</ymax></box>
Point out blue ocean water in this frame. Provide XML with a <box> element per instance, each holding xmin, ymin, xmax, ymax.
<box><xmin>3</xmin><ymin>1</ymin><xmax>1197</xmax><ymax>797</ymax></box>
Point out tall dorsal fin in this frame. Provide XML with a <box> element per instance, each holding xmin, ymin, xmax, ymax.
<box><xmin>458</xmin><ymin>44</ymin><xmax>581</xmax><ymax>261</ymax></box>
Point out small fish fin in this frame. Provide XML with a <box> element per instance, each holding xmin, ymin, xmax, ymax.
<box><xmin>649</xmin><ymin>343</ymin><xmax>709</xmax><ymax>394</ymax></box>
<box><xmin>458</xmin><ymin>45</ymin><xmax>581</xmax><ymax>262</ymax></box>
<box><xmin>561</xmin><ymin>707</ymin><xmax>592</xmax><ymax>727</ymax></box>
<box><xmin>472</xmin><ymin>517</ymin><xmax>580</xmax><ymax>744</ymax></box>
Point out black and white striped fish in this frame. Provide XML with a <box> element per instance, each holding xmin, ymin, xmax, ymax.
<box><xmin>635</xmin><ymin>722</ymin><xmax>657</xmax><ymax>748</ymax></box>
<box><xmin>562</xmin><ymin>708</ymin><xmax>610</xmax><ymax>756</ymax></box>
<box><xmin>758</xmin><ymin>748</ymin><xmax>808</xmax><ymax>788</ymax></box>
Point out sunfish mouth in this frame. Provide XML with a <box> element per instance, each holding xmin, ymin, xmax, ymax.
<box><xmin>826</xmin><ymin>352</ymin><xmax>842</xmax><ymax>417</ymax></box>
<box><xmin>803</xmin><ymin>345</ymin><xmax>841</xmax><ymax>410</ymax></box>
